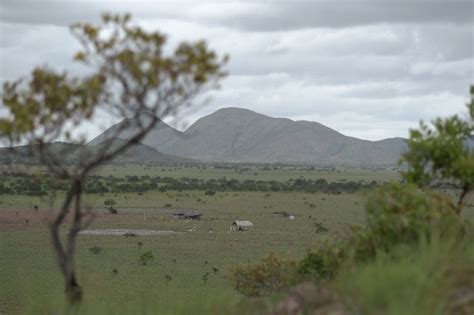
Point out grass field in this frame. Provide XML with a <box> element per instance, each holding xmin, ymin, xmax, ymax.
<box><xmin>0</xmin><ymin>165</ymin><xmax>472</xmax><ymax>314</ymax></box>
<box><xmin>0</xmin><ymin>163</ymin><xmax>403</xmax><ymax>182</ymax></box>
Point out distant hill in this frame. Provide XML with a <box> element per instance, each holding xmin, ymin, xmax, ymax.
<box><xmin>0</xmin><ymin>139</ymin><xmax>192</xmax><ymax>165</ymax></box>
<box><xmin>89</xmin><ymin>118</ymin><xmax>183</xmax><ymax>148</ymax></box>
<box><xmin>93</xmin><ymin>138</ymin><xmax>194</xmax><ymax>164</ymax></box>
<box><xmin>91</xmin><ymin>107</ymin><xmax>408</xmax><ymax>166</ymax></box>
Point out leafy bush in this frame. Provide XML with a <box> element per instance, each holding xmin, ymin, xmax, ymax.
<box><xmin>89</xmin><ymin>246</ymin><xmax>103</xmax><ymax>255</ymax></box>
<box><xmin>401</xmin><ymin>90</ymin><xmax>473</xmax><ymax>208</ymax></box>
<box><xmin>232</xmin><ymin>253</ymin><xmax>297</xmax><ymax>297</ymax></box>
<box><xmin>108</xmin><ymin>206</ymin><xmax>118</xmax><ymax>214</ymax></box>
<box><xmin>353</xmin><ymin>184</ymin><xmax>463</xmax><ymax>261</ymax></box>
<box><xmin>297</xmin><ymin>243</ymin><xmax>345</xmax><ymax>282</ymax></box>
<box><xmin>336</xmin><ymin>236</ymin><xmax>474</xmax><ymax>315</ymax></box>
<box><xmin>313</xmin><ymin>221</ymin><xmax>329</xmax><ymax>234</ymax></box>
<box><xmin>104</xmin><ymin>199</ymin><xmax>116</xmax><ymax>206</ymax></box>
<box><xmin>139</xmin><ymin>251</ymin><xmax>154</xmax><ymax>266</ymax></box>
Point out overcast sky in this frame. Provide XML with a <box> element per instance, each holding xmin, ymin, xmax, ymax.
<box><xmin>1</xmin><ymin>0</ymin><xmax>473</xmax><ymax>141</ymax></box>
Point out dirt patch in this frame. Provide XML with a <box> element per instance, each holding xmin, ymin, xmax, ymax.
<box><xmin>0</xmin><ymin>209</ymin><xmax>163</xmax><ymax>231</ymax></box>
<box><xmin>0</xmin><ymin>210</ymin><xmax>50</xmax><ymax>231</ymax></box>
<box><xmin>80</xmin><ymin>229</ymin><xmax>180</xmax><ymax>236</ymax></box>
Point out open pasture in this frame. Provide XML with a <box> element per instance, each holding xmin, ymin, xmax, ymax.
<box><xmin>0</xmin><ymin>163</ymin><xmax>402</xmax><ymax>182</ymax></box>
<box><xmin>1</xmin><ymin>165</ymin><xmax>472</xmax><ymax>314</ymax></box>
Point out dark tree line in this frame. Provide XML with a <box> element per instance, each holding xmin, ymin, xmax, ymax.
<box><xmin>1</xmin><ymin>173</ymin><xmax>379</xmax><ymax>195</ymax></box>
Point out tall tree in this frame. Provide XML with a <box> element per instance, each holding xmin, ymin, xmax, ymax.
<box><xmin>401</xmin><ymin>86</ymin><xmax>474</xmax><ymax>211</ymax></box>
<box><xmin>0</xmin><ymin>13</ymin><xmax>227</xmax><ymax>303</ymax></box>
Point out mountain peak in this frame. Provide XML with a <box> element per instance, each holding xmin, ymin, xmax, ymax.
<box><xmin>211</xmin><ymin>107</ymin><xmax>267</xmax><ymax>118</ymax></box>
<box><xmin>88</xmin><ymin>117</ymin><xmax>182</xmax><ymax>147</ymax></box>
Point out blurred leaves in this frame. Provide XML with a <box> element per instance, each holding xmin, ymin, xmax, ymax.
<box><xmin>1</xmin><ymin>12</ymin><xmax>227</xmax><ymax>150</ymax></box>
<box><xmin>401</xmin><ymin>86</ymin><xmax>474</xmax><ymax>207</ymax></box>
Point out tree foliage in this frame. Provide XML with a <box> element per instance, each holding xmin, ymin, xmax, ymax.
<box><xmin>401</xmin><ymin>86</ymin><xmax>474</xmax><ymax>209</ymax></box>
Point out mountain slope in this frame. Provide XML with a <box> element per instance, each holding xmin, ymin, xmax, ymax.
<box><xmin>88</xmin><ymin>107</ymin><xmax>407</xmax><ymax>165</ymax></box>
<box><xmin>0</xmin><ymin>140</ymin><xmax>191</xmax><ymax>165</ymax></box>
<box><xmin>89</xmin><ymin>118</ymin><xmax>183</xmax><ymax>149</ymax></box>
<box><xmin>158</xmin><ymin>108</ymin><xmax>407</xmax><ymax>165</ymax></box>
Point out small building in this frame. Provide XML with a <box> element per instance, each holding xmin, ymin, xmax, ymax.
<box><xmin>230</xmin><ymin>220</ymin><xmax>253</xmax><ymax>231</ymax></box>
<box><xmin>172</xmin><ymin>209</ymin><xmax>201</xmax><ymax>220</ymax></box>
<box><xmin>288</xmin><ymin>215</ymin><xmax>295</xmax><ymax>220</ymax></box>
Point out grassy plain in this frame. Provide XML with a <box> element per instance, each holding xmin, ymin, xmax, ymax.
<box><xmin>0</xmin><ymin>163</ymin><xmax>402</xmax><ymax>182</ymax></box>
<box><xmin>0</xmin><ymin>164</ymin><xmax>472</xmax><ymax>314</ymax></box>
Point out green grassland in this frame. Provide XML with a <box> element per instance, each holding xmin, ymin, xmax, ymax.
<box><xmin>0</xmin><ymin>165</ymin><xmax>472</xmax><ymax>314</ymax></box>
<box><xmin>0</xmin><ymin>163</ymin><xmax>403</xmax><ymax>182</ymax></box>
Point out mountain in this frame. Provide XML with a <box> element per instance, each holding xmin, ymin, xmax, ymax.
<box><xmin>0</xmin><ymin>140</ymin><xmax>192</xmax><ymax>165</ymax></box>
<box><xmin>160</xmin><ymin>108</ymin><xmax>407</xmax><ymax>165</ymax></box>
<box><xmin>90</xmin><ymin>107</ymin><xmax>408</xmax><ymax>165</ymax></box>
<box><xmin>93</xmin><ymin>138</ymin><xmax>193</xmax><ymax>164</ymax></box>
<box><xmin>89</xmin><ymin>118</ymin><xmax>183</xmax><ymax>149</ymax></box>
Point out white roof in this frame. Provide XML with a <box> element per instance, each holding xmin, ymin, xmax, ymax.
<box><xmin>233</xmin><ymin>220</ymin><xmax>253</xmax><ymax>226</ymax></box>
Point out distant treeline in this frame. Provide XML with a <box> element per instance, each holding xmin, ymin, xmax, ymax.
<box><xmin>0</xmin><ymin>172</ymin><xmax>383</xmax><ymax>196</ymax></box>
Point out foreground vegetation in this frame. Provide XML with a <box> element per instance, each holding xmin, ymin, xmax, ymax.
<box><xmin>1</xmin><ymin>165</ymin><xmax>473</xmax><ymax>314</ymax></box>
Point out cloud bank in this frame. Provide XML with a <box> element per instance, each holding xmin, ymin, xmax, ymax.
<box><xmin>1</xmin><ymin>0</ymin><xmax>472</xmax><ymax>140</ymax></box>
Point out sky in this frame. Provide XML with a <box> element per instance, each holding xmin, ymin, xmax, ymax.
<box><xmin>0</xmin><ymin>0</ymin><xmax>473</xmax><ymax>141</ymax></box>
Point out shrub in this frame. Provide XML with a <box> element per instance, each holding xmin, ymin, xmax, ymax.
<box><xmin>104</xmin><ymin>199</ymin><xmax>116</xmax><ymax>206</ymax></box>
<box><xmin>297</xmin><ymin>243</ymin><xmax>345</xmax><ymax>282</ymax></box>
<box><xmin>313</xmin><ymin>221</ymin><xmax>329</xmax><ymax>234</ymax></box>
<box><xmin>335</xmin><ymin>236</ymin><xmax>474</xmax><ymax>315</ymax></box>
<box><xmin>164</xmin><ymin>203</ymin><xmax>172</xmax><ymax>208</ymax></box>
<box><xmin>232</xmin><ymin>253</ymin><xmax>297</xmax><ymax>297</ymax></box>
<box><xmin>108</xmin><ymin>206</ymin><xmax>118</xmax><ymax>214</ymax></box>
<box><xmin>139</xmin><ymin>251</ymin><xmax>154</xmax><ymax>265</ymax></box>
<box><xmin>89</xmin><ymin>246</ymin><xmax>103</xmax><ymax>255</ymax></box>
<box><xmin>205</xmin><ymin>190</ymin><xmax>216</xmax><ymax>196</ymax></box>
<box><xmin>357</xmin><ymin>184</ymin><xmax>463</xmax><ymax>259</ymax></box>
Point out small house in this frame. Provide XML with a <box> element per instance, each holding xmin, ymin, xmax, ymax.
<box><xmin>172</xmin><ymin>209</ymin><xmax>201</xmax><ymax>220</ymax></box>
<box><xmin>230</xmin><ymin>220</ymin><xmax>253</xmax><ymax>231</ymax></box>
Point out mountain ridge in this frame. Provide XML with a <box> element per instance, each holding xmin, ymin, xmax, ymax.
<box><xmin>89</xmin><ymin>107</ymin><xmax>408</xmax><ymax>165</ymax></box>
<box><xmin>0</xmin><ymin>139</ymin><xmax>193</xmax><ymax>165</ymax></box>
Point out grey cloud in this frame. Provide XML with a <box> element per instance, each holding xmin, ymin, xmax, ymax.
<box><xmin>0</xmin><ymin>0</ymin><xmax>101</xmax><ymax>26</ymax></box>
<box><xmin>204</xmin><ymin>1</ymin><xmax>473</xmax><ymax>31</ymax></box>
<box><xmin>1</xmin><ymin>0</ymin><xmax>472</xmax><ymax>30</ymax></box>
<box><xmin>1</xmin><ymin>0</ymin><xmax>472</xmax><ymax>141</ymax></box>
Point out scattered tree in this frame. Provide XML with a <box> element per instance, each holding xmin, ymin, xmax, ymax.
<box><xmin>0</xmin><ymin>13</ymin><xmax>226</xmax><ymax>303</ymax></box>
<box><xmin>89</xmin><ymin>245</ymin><xmax>103</xmax><ymax>255</ymax></box>
<box><xmin>401</xmin><ymin>86</ymin><xmax>473</xmax><ymax>210</ymax></box>
<box><xmin>139</xmin><ymin>251</ymin><xmax>154</xmax><ymax>266</ymax></box>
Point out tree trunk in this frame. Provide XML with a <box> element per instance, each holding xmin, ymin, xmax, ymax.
<box><xmin>65</xmin><ymin>271</ymin><xmax>82</xmax><ymax>304</ymax></box>
<box><xmin>457</xmin><ymin>184</ymin><xmax>470</xmax><ymax>213</ymax></box>
<box><xmin>50</xmin><ymin>179</ymin><xmax>84</xmax><ymax>304</ymax></box>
